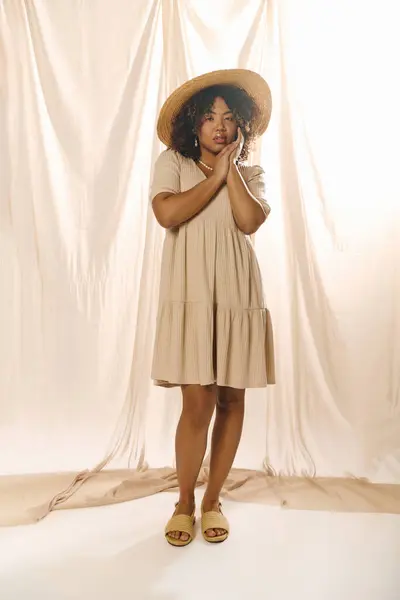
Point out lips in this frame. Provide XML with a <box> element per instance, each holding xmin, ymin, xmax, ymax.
<box><xmin>214</xmin><ymin>136</ymin><xmax>227</xmax><ymax>144</ymax></box>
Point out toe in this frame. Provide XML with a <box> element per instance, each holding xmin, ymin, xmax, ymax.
<box><xmin>206</xmin><ymin>528</ymin><xmax>216</xmax><ymax>537</ymax></box>
<box><xmin>167</xmin><ymin>530</ymin><xmax>190</xmax><ymax>543</ymax></box>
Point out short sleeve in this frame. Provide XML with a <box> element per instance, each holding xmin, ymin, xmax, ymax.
<box><xmin>245</xmin><ymin>165</ymin><xmax>270</xmax><ymax>215</ymax></box>
<box><xmin>150</xmin><ymin>149</ymin><xmax>181</xmax><ymax>202</ymax></box>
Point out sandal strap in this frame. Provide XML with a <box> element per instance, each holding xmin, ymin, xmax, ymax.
<box><xmin>165</xmin><ymin>513</ymin><xmax>195</xmax><ymax>538</ymax></box>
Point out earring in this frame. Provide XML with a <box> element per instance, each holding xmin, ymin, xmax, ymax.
<box><xmin>194</xmin><ymin>137</ymin><xmax>198</xmax><ymax>147</ymax></box>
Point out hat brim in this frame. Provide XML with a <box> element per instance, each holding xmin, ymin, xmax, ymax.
<box><xmin>157</xmin><ymin>69</ymin><xmax>272</xmax><ymax>147</ymax></box>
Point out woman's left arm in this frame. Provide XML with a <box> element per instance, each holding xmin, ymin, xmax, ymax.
<box><xmin>226</xmin><ymin>130</ymin><xmax>270</xmax><ymax>235</ymax></box>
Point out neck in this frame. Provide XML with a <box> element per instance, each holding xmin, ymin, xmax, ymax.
<box><xmin>199</xmin><ymin>148</ymin><xmax>217</xmax><ymax>168</ymax></box>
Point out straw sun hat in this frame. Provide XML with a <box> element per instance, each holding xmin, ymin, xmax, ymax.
<box><xmin>157</xmin><ymin>69</ymin><xmax>272</xmax><ymax>147</ymax></box>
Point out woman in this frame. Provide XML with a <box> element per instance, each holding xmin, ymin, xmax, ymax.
<box><xmin>150</xmin><ymin>69</ymin><xmax>275</xmax><ymax>546</ymax></box>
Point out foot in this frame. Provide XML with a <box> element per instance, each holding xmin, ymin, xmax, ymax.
<box><xmin>202</xmin><ymin>499</ymin><xmax>227</xmax><ymax>539</ymax></box>
<box><xmin>167</xmin><ymin>500</ymin><xmax>195</xmax><ymax>543</ymax></box>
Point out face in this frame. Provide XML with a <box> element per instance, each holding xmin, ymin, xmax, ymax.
<box><xmin>197</xmin><ymin>96</ymin><xmax>238</xmax><ymax>154</ymax></box>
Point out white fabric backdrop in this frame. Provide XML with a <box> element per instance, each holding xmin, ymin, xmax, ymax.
<box><xmin>1</xmin><ymin>0</ymin><xmax>399</xmax><ymax>488</ymax></box>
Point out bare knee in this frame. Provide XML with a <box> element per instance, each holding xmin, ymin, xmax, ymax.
<box><xmin>217</xmin><ymin>387</ymin><xmax>245</xmax><ymax>411</ymax></box>
<box><xmin>181</xmin><ymin>385</ymin><xmax>216</xmax><ymax>431</ymax></box>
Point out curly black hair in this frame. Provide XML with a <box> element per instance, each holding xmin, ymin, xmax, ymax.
<box><xmin>170</xmin><ymin>84</ymin><xmax>260</xmax><ymax>162</ymax></box>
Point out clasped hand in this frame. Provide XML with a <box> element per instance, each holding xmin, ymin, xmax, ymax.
<box><xmin>212</xmin><ymin>129</ymin><xmax>244</xmax><ymax>184</ymax></box>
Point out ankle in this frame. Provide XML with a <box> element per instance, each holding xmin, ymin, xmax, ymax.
<box><xmin>178</xmin><ymin>493</ymin><xmax>195</xmax><ymax>506</ymax></box>
<box><xmin>202</xmin><ymin>492</ymin><xmax>220</xmax><ymax>508</ymax></box>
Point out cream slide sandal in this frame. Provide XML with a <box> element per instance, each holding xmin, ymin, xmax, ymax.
<box><xmin>201</xmin><ymin>503</ymin><xmax>229</xmax><ymax>543</ymax></box>
<box><xmin>165</xmin><ymin>505</ymin><xmax>196</xmax><ymax>547</ymax></box>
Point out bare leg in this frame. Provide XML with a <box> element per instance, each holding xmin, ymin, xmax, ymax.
<box><xmin>168</xmin><ymin>384</ymin><xmax>216</xmax><ymax>542</ymax></box>
<box><xmin>202</xmin><ymin>386</ymin><xmax>245</xmax><ymax>538</ymax></box>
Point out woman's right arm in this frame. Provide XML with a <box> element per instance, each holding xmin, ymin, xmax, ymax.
<box><xmin>152</xmin><ymin>175</ymin><xmax>222</xmax><ymax>229</ymax></box>
<box><xmin>151</xmin><ymin>145</ymin><xmax>237</xmax><ymax>229</ymax></box>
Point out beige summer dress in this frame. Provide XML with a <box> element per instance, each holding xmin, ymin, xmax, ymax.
<box><xmin>150</xmin><ymin>149</ymin><xmax>275</xmax><ymax>389</ymax></box>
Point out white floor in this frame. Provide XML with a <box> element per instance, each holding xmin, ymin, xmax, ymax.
<box><xmin>0</xmin><ymin>491</ymin><xmax>399</xmax><ymax>600</ymax></box>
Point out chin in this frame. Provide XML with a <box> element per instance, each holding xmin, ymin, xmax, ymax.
<box><xmin>213</xmin><ymin>143</ymin><xmax>229</xmax><ymax>154</ymax></box>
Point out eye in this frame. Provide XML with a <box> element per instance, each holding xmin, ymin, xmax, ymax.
<box><xmin>205</xmin><ymin>115</ymin><xmax>213</xmax><ymax>121</ymax></box>
<box><xmin>225</xmin><ymin>117</ymin><xmax>234</xmax><ymax>122</ymax></box>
